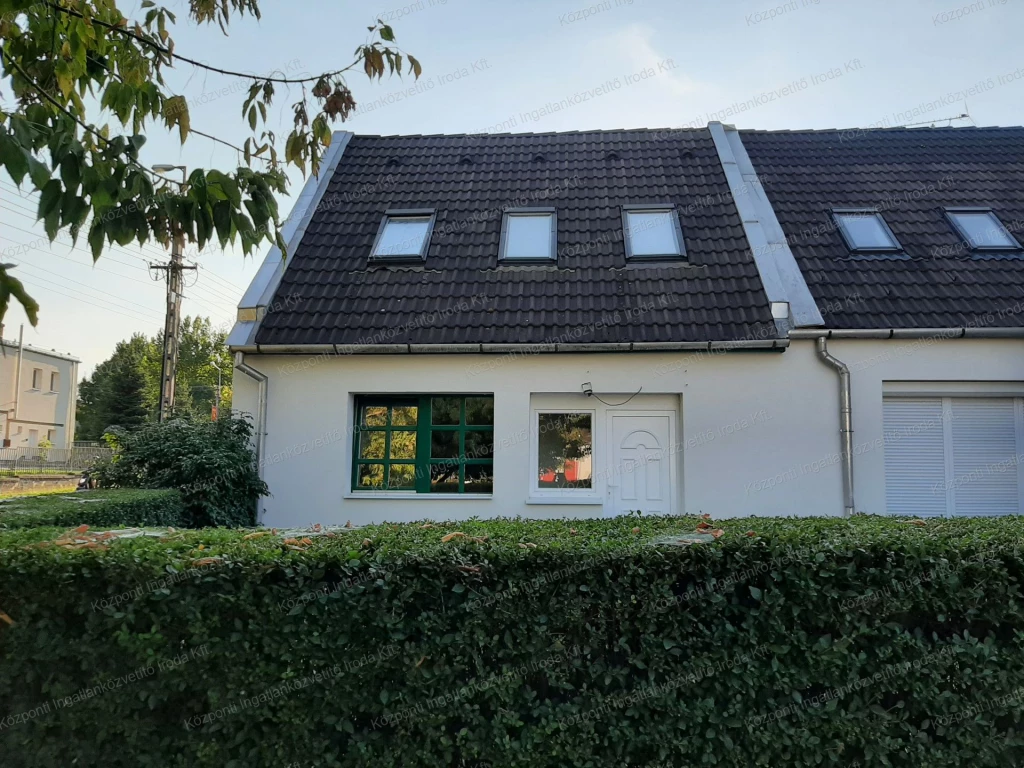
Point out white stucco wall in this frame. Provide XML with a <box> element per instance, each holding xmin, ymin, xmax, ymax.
<box><xmin>231</xmin><ymin>338</ymin><xmax>1024</xmax><ymax>528</ymax></box>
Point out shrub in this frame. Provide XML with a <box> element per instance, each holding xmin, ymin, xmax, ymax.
<box><xmin>92</xmin><ymin>417</ymin><xmax>267</xmax><ymax>527</ymax></box>
<box><xmin>1</xmin><ymin>514</ymin><xmax>1023</xmax><ymax>767</ymax></box>
<box><xmin>0</xmin><ymin>489</ymin><xmax>186</xmax><ymax>530</ymax></box>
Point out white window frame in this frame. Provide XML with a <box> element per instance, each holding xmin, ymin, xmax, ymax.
<box><xmin>49</xmin><ymin>372</ymin><xmax>59</xmax><ymax>393</ymax></box>
<box><xmin>31</xmin><ymin>368</ymin><xmax>42</xmax><ymax>390</ymax></box>
<box><xmin>530</xmin><ymin>407</ymin><xmax>600</xmax><ymax>503</ymax></box>
<box><xmin>369</xmin><ymin>209</ymin><xmax>436</xmax><ymax>261</ymax></box>
<box><xmin>832</xmin><ymin>209</ymin><xmax>902</xmax><ymax>252</ymax></box>
<box><xmin>944</xmin><ymin>207</ymin><xmax>1022</xmax><ymax>252</ymax></box>
<box><xmin>621</xmin><ymin>205</ymin><xmax>686</xmax><ymax>261</ymax></box>
<box><xmin>499</xmin><ymin>208</ymin><xmax>557</xmax><ymax>262</ymax></box>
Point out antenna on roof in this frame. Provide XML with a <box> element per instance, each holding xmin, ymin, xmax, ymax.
<box><xmin>899</xmin><ymin>109</ymin><xmax>970</xmax><ymax>129</ymax></box>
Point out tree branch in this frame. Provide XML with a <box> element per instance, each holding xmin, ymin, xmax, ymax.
<box><xmin>0</xmin><ymin>47</ymin><xmax>179</xmax><ymax>186</ymax></box>
<box><xmin>45</xmin><ymin>2</ymin><xmax>364</xmax><ymax>85</ymax></box>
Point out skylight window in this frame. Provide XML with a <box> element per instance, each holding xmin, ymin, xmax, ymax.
<box><xmin>371</xmin><ymin>210</ymin><xmax>435</xmax><ymax>260</ymax></box>
<box><xmin>622</xmin><ymin>206</ymin><xmax>685</xmax><ymax>260</ymax></box>
<box><xmin>833</xmin><ymin>210</ymin><xmax>901</xmax><ymax>252</ymax></box>
<box><xmin>500</xmin><ymin>209</ymin><xmax>556</xmax><ymax>261</ymax></box>
<box><xmin>945</xmin><ymin>209</ymin><xmax>1021</xmax><ymax>251</ymax></box>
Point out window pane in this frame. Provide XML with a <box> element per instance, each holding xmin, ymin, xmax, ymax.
<box><xmin>390</xmin><ymin>430</ymin><xmax>417</xmax><ymax>460</ymax></box>
<box><xmin>432</xmin><ymin>397</ymin><xmax>461</xmax><ymax>425</ymax></box>
<box><xmin>465</xmin><ymin>431</ymin><xmax>494</xmax><ymax>460</ymax></box>
<box><xmin>392</xmin><ymin>406</ymin><xmax>418</xmax><ymax>426</ymax></box>
<box><xmin>537</xmin><ymin>413</ymin><xmax>593</xmax><ymax>489</ymax></box>
<box><xmin>431</xmin><ymin>431</ymin><xmax>459</xmax><ymax>459</ymax></box>
<box><xmin>505</xmin><ymin>214</ymin><xmax>553</xmax><ymax>259</ymax></box>
<box><xmin>359</xmin><ymin>431</ymin><xmax>386</xmax><ymax>460</ymax></box>
<box><xmin>464</xmin><ymin>464</ymin><xmax>494</xmax><ymax>494</ymax></box>
<box><xmin>430</xmin><ymin>463</ymin><xmax>460</xmax><ymax>493</ymax></box>
<box><xmin>362</xmin><ymin>406</ymin><xmax>387</xmax><ymax>427</ymax></box>
<box><xmin>950</xmin><ymin>212</ymin><xmax>1018</xmax><ymax>248</ymax></box>
<box><xmin>374</xmin><ymin>217</ymin><xmax>431</xmax><ymax>257</ymax></box>
<box><xmin>836</xmin><ymin>213</ymin><xmax>897</xmax><ymax>250</ymax></box>
<box><xmin>626</xmin><ymin>211</ymin><xmax>679</xmax><ymax>256</ymax></box>
<box><xmin>357</xmin><ymin>464</ymin><xmax>385</xmax><ymax>489</ymax></box>
<box><xmin>465</xmin><ymin>397</ymin><xmax>494</xmax><ymax>426</ymax></box>
<box><xmin>389</xmin><ymin>463</ymin><xmax>417</xmax><ymax>490</ymax></box>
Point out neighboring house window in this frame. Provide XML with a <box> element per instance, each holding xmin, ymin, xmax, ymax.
<box><xmin>353</xmin><ymin>395</ymin><xmax>494</xmax><ymax>494</ymax></box>
<box><xmin>622</xmin><ymin>205</ymin><xmax>686</xmax><ymax>260</ymax></box>
<box><xmin>28</xmin><ymin>429</ymin><xmax>38</xmax><ymax>447</ymax></box>
<box><xmin>50</xmin><ymin>372</ymin><xmax>59</xmax><ymax>392</ymax></box>
<box><xmin>499</xmin><ymin>209</ymin><xmax>556</xmax><ymax>261</ymax></box>
<box><xmin>47</xmin><ymin>429</ymin><xmax>55</xmax><ymax>442</ymax></box>
<box><xmin>945</xmin><ymin>208</ymin><xmax>1021</xmax><ymax>251</ymax></box>
<box><xmin>832</xmin><ymin>210</ymin><xmax>902</xmax><ymax>252</ymax></box>
<box><xmin>535</xmin><ymin>411</ymin><xmax>595</xmax><ymax>491</ymax></box>
<box><xmin>370</xmin><ymin>210</ymin><xmax>435</xmax><ymax>260</ymax></box>
<box><xmin>31</xmin><ymin>369</ymin><xmax>42</xmax><ymax>389</ymax></box>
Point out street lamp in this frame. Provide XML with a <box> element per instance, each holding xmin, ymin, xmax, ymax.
<box><xmin>152</xmin><ymin>164</ymin><xmax>187</xmax><ymax>184</ymax></box>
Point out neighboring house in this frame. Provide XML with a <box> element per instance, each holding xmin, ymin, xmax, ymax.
<box><xmin>0</xmin><ymin>336</ymin><xmax>79</xmax><ymax>449</ymax></box>
<box><xmin>229</xmin><ymin>124</ymin><xmax>1024</xmax><ymax>527</ymax></box>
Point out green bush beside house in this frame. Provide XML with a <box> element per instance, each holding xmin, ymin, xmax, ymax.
<box><xmin>1</xmin><ymin>514</ymin><xmax>1022</xmax><ymax>766</ymax></box>
<box><xmin>0</xmin><ymin>489</ymin><xmax>186</xmax><ymax>531</ymax></box>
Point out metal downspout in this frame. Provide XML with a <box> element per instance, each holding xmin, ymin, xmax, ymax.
<box><xmin>233</xmin><ymin>352</ymin><xmax>267</xmax><ymax>473</ymax></box>
<box><xmin>815</xmin><ymin>337</ymin><xmax>854</xmax><ymax>517</ymax></box>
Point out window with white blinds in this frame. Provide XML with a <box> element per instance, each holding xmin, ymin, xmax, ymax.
<box><xmin>883</xmin><ymin>396</ymin><xmax>1024</xmax><ymax>516</ymax></box>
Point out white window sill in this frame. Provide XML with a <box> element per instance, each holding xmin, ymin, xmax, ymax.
<box><xmin>344</xmin><ymin>492</ymin><xmax>492</xmax><ymax>501</ymax></box>
<box><xmin>526</xmin><ymin>496</ymin><xmax>603</xmax><ymax>506</ymax></box>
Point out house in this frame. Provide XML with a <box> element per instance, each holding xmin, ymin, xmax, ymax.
<box><xmin>229</xmin><ymin>123</ymin><xmax>1024</xmax><ymax>527</ymax></box>
<box><xmin>0</xmin><ymin>333</ymin><xmax>79</xmax><ymax>449</ymax></box>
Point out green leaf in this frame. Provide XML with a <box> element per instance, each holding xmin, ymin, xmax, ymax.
<box><xmin>38</xmin><ymin>180</ymin><xmax>63</xmax><ymax>219</ymax></box>
<box><xmin>379</xmin><ymin>24</ymin><xmax>395</xmax><ymax>41</ymax></box>
<box><xmin>749</xmin><ymin>586</ymin><xmax>762</xmax><ymax>601</ymax></box>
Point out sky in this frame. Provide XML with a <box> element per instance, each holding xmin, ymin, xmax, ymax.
<box><xmin>1</xmin><ymin>0</ymin><xmax>1023</xmax><ymax>376</ymax></box>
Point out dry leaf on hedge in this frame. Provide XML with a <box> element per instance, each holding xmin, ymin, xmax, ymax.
<box><xmin>710</xmin><ymin>529</ymin><xmax>725</xmax><ymax>539</ymax></box>
<box><xmin>696</xmin><ymin>520</ymin><xmax>712</xmax><ymax>531</ymax></box>
<box><xmin>570</xmin><ymin>528</ymin><xmax>578</xmax><ymax>535</ymax></box>
<box><xmin>518</xmin><ymin>542</ymin><xmax>537</xmax><ymax>549</ymax></box>
<box><xmin>904</xmin><ymin>520</ymin><xmax>928</xmax><ymax>527</ymax></box>
<box><xmin>192</xmin><ymin>557</ymin><xmax>221</xmax><ymax>566</ymax></box>
<box><xmin>746</xmin><ymin>531</ymin><xmax>757</xmax><ymax>537</ymax></box>
<box><xmin>420</xmin><ymin>524</ymin><xmax>434</xmax><ymax>529</ymax></box>
<box><xmin>243</xmin><ymin>531</ymin><xmax>271</xmax><ymax>540</ymax></box>
<box><xmin>416</xmin><ymin>655</ymin><xmax>427</xmax><ymax>668</ymax></box>
<box><xmin>361</xmin><ymin>538</ymin><xmax>372</xmax><ymax>548</ymax></box>
<box><xmin>441</xmin><ymin>532</ymin><xmax>466</xmax><ymax>543</ymax></box>
<box><xmin>631</xmin><ymin>527</ymin><xmax>641</xmax><ymax>534</ymax></box>
<box><xmin>344</xmin><ymin>521</ymin><xmax>353</xmax><ymax>528</ymax></box>
<box><xmin>0</xmin><ymin>610</ymin><xmax>13</xmax><ymax>626</ymax></box>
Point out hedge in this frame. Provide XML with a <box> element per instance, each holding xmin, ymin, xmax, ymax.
<box><xmin>0</xmin><ymin>489</ymin><xmax>187</xmax><ymax>531</ymax></box>
<box><xmin>1</xmin><ymin>514</ymin><xmax>1023</xmax><ymax>767</ymax></box>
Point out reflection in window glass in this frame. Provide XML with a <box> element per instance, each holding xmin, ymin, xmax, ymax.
<box><xmin>465</xmin><ymin>431</ymin><xmax>494</xmax><ymax>460</ymax></box>
<box><xmin>431</xmin><ymin>431</ymin><xmax>459</xmax><ymax>459</ymax></box>
<box><xmin>537</xmin><ymin>413</ymin><xmax>593</xmax><ymax>489</ymax></box>
<box><xmin>465</xmin><ymin>397</ymin><xmax>494</xmax><ymax>425</ymax></box>
<box><xmin>389</xmin><ymin>464</ymin><xmax>417</xmax><ymax>489</ymax></box>
<box><xmin>389</xmin><ymin>431</ymin><xmax>417</xmax><ymax>460</ymax></box>
<box><xmin>362</xmin><ymin>406</ymin><xmax>387</xmax><ymax>427</ymax></box>
<box><xmin>432</xmin><ymin>397</ymin><xmax>461</xmax><ymax>425</ymax></box>
<box><xmin>358</xmin><ymin>464</ymin><xmax>385</xmax><ymax>489</ymax></box>
<box><xmin>430</xmin><ymin>463</ymin><xmax>460</xmax><ymax>493</ymax></box>
<box><xmin>392</xmin><ymin>406</ymin><xmax>418</xmax><ymax>426</ymax></box>
<box><xmin>359</xmin><ymin>431</ymin><xmax>386</xmax><ymax>460</ymax></box>
<box><xmin>464</xmin><ymin>464</ymin><xmax>494</xmax><ymax>494</ymax></box>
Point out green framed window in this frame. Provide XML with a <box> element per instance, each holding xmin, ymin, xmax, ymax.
<box><xmin>352</xmin><ymin>395</ymin><xmax>494</xmax><ymax>494</ymax></box>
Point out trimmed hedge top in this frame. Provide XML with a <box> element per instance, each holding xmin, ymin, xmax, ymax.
<box><xmin>0</xmin><ymin>489</ymin><xmax>185</xmax><ymax>531</ymax></box>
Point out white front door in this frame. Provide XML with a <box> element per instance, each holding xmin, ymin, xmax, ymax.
<box><xmin>606</xmin><ymin>411</ymin><xmax>675</xmax><ymax>516</ymax></box>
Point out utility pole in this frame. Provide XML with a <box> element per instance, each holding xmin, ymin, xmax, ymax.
<box><xmin>151</xmin><ymin>165</ymin><xmax>195</xmax><ymax>422</ymax></box>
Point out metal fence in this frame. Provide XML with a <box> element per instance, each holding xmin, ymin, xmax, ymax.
<box><xmin>0</xmin><ymin>446</ymin><xmax>113</xmax><ymax>476</ymax></box>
